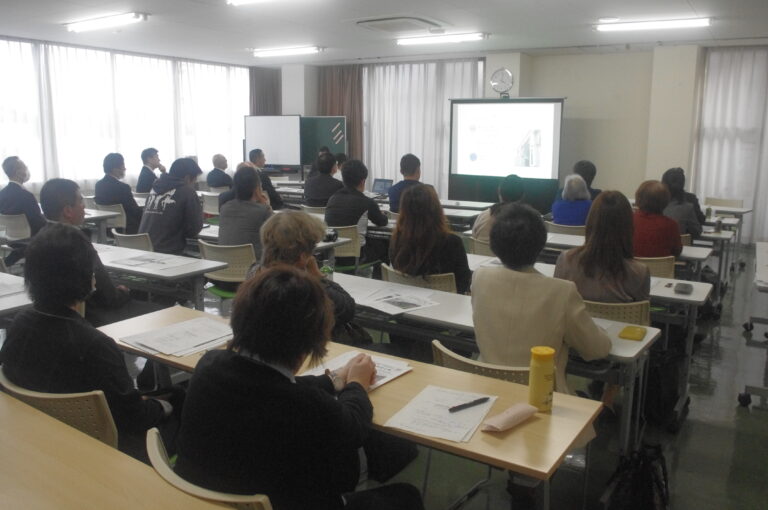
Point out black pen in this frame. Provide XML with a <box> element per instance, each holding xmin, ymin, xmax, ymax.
<box><xmin>449</xmin><ymin>397</ymin><xmax>490</xmax><ymax>413</ymax></box>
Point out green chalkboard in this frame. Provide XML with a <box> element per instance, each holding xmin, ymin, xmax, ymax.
<box><xmin>300</xmin><ymin>116</ymin><xmax>346</xmax><ymax>165</ymax></box>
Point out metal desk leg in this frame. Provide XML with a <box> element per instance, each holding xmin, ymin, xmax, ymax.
<box><xmin>618</xmin><ymin>359</ymin><xmax>638</xmax><ymax>456</ymax></box>
<box><xmin>714</xmin><ymin>239</ymin><xmax>724</xmax><ymax>302</ymax></box>
<box><xmin>98</xmin><ymin>220</ymin><xmax>107</xmax><ymax>244</ymax></box>
<box><xmin>670</xmin><ymin>303</ymin><xmax>698</xmax><ymax>430</ymax></box>
<box><xmin>633</xmin><ymin>352</ymin><xmax>651</xmax><ymax>450</ymax></box>
<box><xmin>193</xmin><ymin>276</ymin><xmax>205</xmax><ymax>311</ymax></box>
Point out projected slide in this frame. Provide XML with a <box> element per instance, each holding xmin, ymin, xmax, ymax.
<box><xmin>451</xmin><ymin>101</ymin><xmax>562</xmax><ymax>179</ymax></box>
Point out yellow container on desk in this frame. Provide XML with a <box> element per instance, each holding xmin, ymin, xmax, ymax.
<box><xmin>528</xmin><ymin>346</ymin><xmax>555</xmax><ymax>412</ymax></box>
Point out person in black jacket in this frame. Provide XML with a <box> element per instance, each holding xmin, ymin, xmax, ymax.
<box><xmin>248</xmin><ymin>148</ymin><xmax>284</xmax><ymax>209</ymax></box>
<box><xmin>174</xmin><ymin>266</ymin><xmax>423</xmax><ymax>510</ymax></box>
<box><xmin>662</xmin><ymin>167</ymin><xmax>706</xmax><ymax>224</ymax></box>
<box><xmin>0</xmin><ymin>223</ymin><xmax>179</xmax><ymax>461</ymax></box>
<box><xmin>304</xmin><ymin>152</ymin><xmax>343</xmax><ymax>207</ymax></box>
<box><xmin>139</xmin><ymin>158</ymin><xmax>203</xmax><ymax>254</ymax></box>
<box><xmin>95</xmin><ymin>153</ymin><xmax>143</xmax><ymax>234</ymax></box>
<box><xmin>136</xmin><ymin>147</ymin><xmax>166</xmax><ymax>193</ymax></box>
<box><xmin>206</xmin><ymin>154</ymin><xmax>233</xmax><ymax>189</ymax></box>
<box><xmin>0</xmin><ymin>156</ymin><xmax>46</xmax><ymax>235</ymax></box>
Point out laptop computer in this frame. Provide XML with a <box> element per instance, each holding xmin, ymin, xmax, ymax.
<box><xmin>371</xmin><ymin>178</ymin><xmax>393</xmax><ymax>195</ymax></box>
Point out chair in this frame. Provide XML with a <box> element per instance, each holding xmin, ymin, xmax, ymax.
<box><xmin>680</xmin><ymin>234</ymin><xmax>692</xmax><ymax>246</ymax></box>
<box><xmin>112</xmin><ymin>228</ymin><xmax>154</xmax><ymax>251</ymax></box>
<box><xmin>584</xmin><ymin>300</ymin><xmax>651</xmax><ymax>326</ymax></box>
<box><xmin>202</xmin><ymin>194</ymin><xmax>220</xmax><ymax>216</ymax></box>
<box><xmin>0</xmin><ymin>368</ymin><xmax>118</xmax><ymax>448</ymax></box>
<box><xmin>198</xmin><ymin>240</ymin><xmax>256</xmax><ymax>299</ymax></box>
<box><xmin>330</xmin><ymin>224</ymin><xmax>380</xmax><ymax>275</ymax></box>
<box><xmin>300</xmin><ymin>204</ymin><xmax>326</xmax><ymax>214</ymax></box>
<box><xmin>95</xmin><ymin>203</ymin><xmax>127</xmax><ymax>230</ymax></box>
<box><xmin>635</xmin><ymin>256</ymin><xmax>675</xmax><ymax>278</ymax></box>
<box><xmin>0</xmin><ymin>214</ymin><xmax>31</xmax><ymax>240</ymax></box>
<box><xmin>545</xmin><ymin>221</ymin><xmax>586</xmax><ymax>236</ymax></box>
<box><xmin>209</xmin><ymin>186</ymin><xmax>230</xmax><ymax>194</ymax></box>
<box><xmin>468</xmin><ymin>237</ymin><xmax>494</xmax><ymax>256</ymax></box>
<box><xmin>431</xmin><ymin>340</ymin><xmax>529</xmax><ymax>383</ymax></box>
<box><xmin>381</xmin><ymin>264</ymin><xmax>457</xmax><ymax>293</ymax></box>
<box><xmin>146</xmin><ymin>428</ymin><xmax>273</xmax><ymax>510</ymax></box>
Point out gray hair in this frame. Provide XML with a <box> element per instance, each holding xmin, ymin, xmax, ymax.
<box><xmin>562</xmin><ymin>174</ymin><xmax>590</xmax><ymax>201</ymax></box>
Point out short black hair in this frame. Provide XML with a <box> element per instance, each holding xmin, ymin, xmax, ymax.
<box><xmin>661</xmin><ymin>167</ymin><xmax>686</xmax><ymax>202</ymax></box>
<box><xmin>141</xmin><ymin>148</ymin><xmax>158</xmax><ymax>163</ymax></box>
<box><xmin>229</xmin><ymin>265</ymin><xmax>332</xmax><ymax>368</ymax></box>
<box><xmin>341</xmin><ymin>159</ymin><xmax>368</xmax><ymax>188</ymax></box>
<box><xmin>233</xmin><ymin>165</ymin><xmax>261</xmax><ymax>201</ymax></box>
<box><xmin>318</xmin><ymin>146</ymin><xmax>330</xmax><ymax>154</ymax></box>
<box><xmin>168</xmin><ymin>158</ymin><xmax>203</xmax><ymax>179</ymax></box>
<box><xmin>573</xmin><ymin>160</ymin><xmax>597</xmax><ymax>187</ymax></box>
<box><xmin>2</xmin><ymin>156</ymin><xmax>20</xmax><ymax>178</ymax></box>
<box><xmin>248</xmin><ymin>149</ymin><xmax>264</xmax><ymax>163</ymax></box>
<box><xmin>316</xmin><ymin>153</ymin><xmax>337</xmax><ymax>175</ymax></box>
<box><xmin>40</xmin><ymin>178</ymin><xmax>80</xmax><ymax>221</ymax></box>
<box><xmin>499</xmin><ymin>174</ymin><xmax>525</xmax><ymax>203</ymax></box>
<box><xmin>25</xmin><ymin>223</ymin><xmax>94</xmax><ymax>309</ymax></box>
<box><xmin>400</xmin><ymin>153</ymin><xmax>421</xmax><ymax>177</ymax></box>
<box><xmin>103</xmin><ymin>153</ymin><xmax>124</xmax><ymax>174</ymax></box>
<box><xmin>334</xmin><ymin>152</ymin><xmax>348</xmax><ymax>166</ymax></box>
<box><xmin>490</xmin><ymin>203</ymin><xmax>547</xmax><ymax>268</ymax></box>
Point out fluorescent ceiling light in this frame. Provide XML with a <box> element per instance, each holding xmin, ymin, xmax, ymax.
<box><xmin>598</xmin><ymin>17</ymin><xmax>620</xmax><ymax>23</ymax></box>
<box><xmin>227</xmin><ymin>0</ymin><xmax>271</xmax><ymax>5</ymax></box>
<box><xmin>596</xmin><ymin>18</ymin><xmax>710</xmax><ymax>32</ymax></box>
<box><xmin>397</xmin><ymin>32</ymin><xmax>487</xmax><ymax>46</ymax></box>
<box><xmin>66</xmin><ymin>13</ymin><xmax>148</xmax><ymax>33</ymax></box>
<box><xmin>253</xmin><ymin>46</ymin><xmax>321</xmax><ymax>57</ymax></box>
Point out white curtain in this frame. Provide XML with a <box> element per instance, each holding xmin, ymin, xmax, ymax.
<box><xmin>362</xmin><ymin>59</ymin><xmax>484</xmax><ymax>198</ymax></box>
<box><xmin>695</xmin><ymin>47</ymin><xmax>768</xmax><ymax>243</ymax></box>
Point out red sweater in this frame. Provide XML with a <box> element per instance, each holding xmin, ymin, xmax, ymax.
<box><xmin>633</xmin><ymin>210</ymin><xmax>682</xmax><ymax>258</ymax></box>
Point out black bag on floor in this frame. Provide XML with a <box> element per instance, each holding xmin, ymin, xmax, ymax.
<box><xmin>644</xmin><ymin>351</ymin><xmax>683</xmax><ymax>427</ymax></box>
<box><xmin>602</xmin><ymin>443</ymin><xmax>670</xmax><ymax>510</ymax></box>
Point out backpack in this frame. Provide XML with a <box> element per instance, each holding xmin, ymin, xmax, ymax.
<box><xmin>602</xmin><ymin>443</ymin><xmax>670</xmax><ymax>510</ymax></box>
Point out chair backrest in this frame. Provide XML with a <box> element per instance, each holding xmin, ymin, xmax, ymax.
<box><xmin>198</xmin><ymin>240</ymin><xmax>255</xmax><ymax>282</ymax></box>
<box><xmin>381</xmin><ymin>263</ymin><xmax>457</xmax><ymax>293</ymax></box>
<box><xmin>95</xmin><ymin>203</ymin><xmax>127</xmax><ymax>229</ymax></box>
<box><xmin>146</xmin><ymin>428</ymin><xmax>273</xmax><ymax>509</ymax></box>
<box><xmin>202</xmin><ymin>194</ymin><xmax>220</xmax><ymax>216</ymax></box>
<box><xmin>635</xmin><ymin>256</ymin><xmax>675</xmax><ymax>278</ymax></box>
<box><xmin>680</xmin><ymin>234</ymin><xmax>692</xmax><ymax>246</ymax></box>
<box><xmin>0</xmin><ymin>213</ymin><xmax>31</xmax><ymax>240</ymax></box>
<box><xmin>209</xmin><ymin>186</ymin><xmax>230</xmax><ymax>194</ymax></box>
<box><xmin>132</xmin><ymin>192</ymin><xmax>151</xmax><ymax>200</ymax></box>
<box><xmin>0</xmin><ymin>368</ymin><xmax>118</xmax><ymax>448</ymax></box>
<box><xmin>330</xmin><ymin>225</ymin><xmax>361</xmax><ymax>258</ymax></box>
<box><xmin>584</xmin><ymin>300</ymin><xmax>650</xmax><ymax>326</ymax></box>
<box><xmin>112</xmin><ymin>228</ymin><xmax>154</xmax><ymax>251</ymax></box>
<box><xmin>545</xmin><ymin>221</ymin><xmax>586</xmax><ymax>235</ymax></box>
<box><xmin>300</xmin><ymin>204</ymin><xmax>326</xmax><ymax>214</ymax></box>
<box><xmin>704</xmin><ymin>197</ymin><xmax>743</xmax><ymax>208</ymax></box>
<box><xmin>431</xmin><ymin>340</ymin><xmax>529</xmax><ymax>384</ymax></box>
<box><xmin>469</xmin><ymin>237</ymin><xmax>494</xmax><ymax>256</ymax></box>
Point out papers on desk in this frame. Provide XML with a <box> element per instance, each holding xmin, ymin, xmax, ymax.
<box><xmin>356</xmin><ymin>286</ymin><xmax>438</xmax><ymax>315</ymax></box>
<box><xmin>303</xmin><ymin>350</ymin><xmax>412</xmax><ymax>390</ymax></box>
<box><xmin>385</xmin><ymin>385</ymin><xmax>497</xmax><ymax>442</ymax></box>
<box><xmin>111</xmin><ymin>254</ymin><xmax>197</xmax><ymax>271</ymax></box>
<box><xmin>121</xmin><ymin>317</ymin><xmax>232</xmax><ymax>356</ymax></box>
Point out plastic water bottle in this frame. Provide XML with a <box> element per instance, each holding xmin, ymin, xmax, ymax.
<box><xmin>528</xmin><ymin>346</ymin><xmax>555</xmax><ymax>412</ymax></box>
<box><xmin>320</xmin><ymin>259</ymin><xmax>334</xmax><ymax>281</ymax></box>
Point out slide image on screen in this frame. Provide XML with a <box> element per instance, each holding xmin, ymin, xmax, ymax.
<box><xmin>451</xmin><ymin>101</ymin><xmax>562</xmax><ymax>179</ymax></box>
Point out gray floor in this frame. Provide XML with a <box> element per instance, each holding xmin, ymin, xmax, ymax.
<box><xmin>199</xmin><ymin>245</ymin><xmax>768</xmax><ymax>510</ymax></box>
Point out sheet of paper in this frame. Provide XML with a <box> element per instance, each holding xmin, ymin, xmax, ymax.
<box><xmin>356</xmin><ymin>285</ymin><xmax>438</xmax><ymax>315</ymax></box>
<box><xmin>111</xmin><ymin>254</ymin><xmax>197</xmax><ymax>271</ymax></box>
<box><xmin>385</xmin><ymin>385</ymin><xmax>497</xmax><ymax>442</ymax></box>
<box><xmin>302</xmin><ymin>350</ymin><xmax>412</xmax><ymax>390</ymax></box>
<box><xmin>121</xmin><ymin>317</ymin><xmax>232</xmax><ymax>356</ymax></box>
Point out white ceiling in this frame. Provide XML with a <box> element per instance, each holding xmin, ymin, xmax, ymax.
<box><xmin>0</xmin><ymin>0</ymin><xmax>766</xmax><ymax>66</ymax></box>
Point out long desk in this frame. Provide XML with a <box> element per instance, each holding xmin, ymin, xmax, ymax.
<box><xmin>94</xmin><ymin>244</ymin><xmax>227</xmax><ymax>310</ymax></box>
<box><xmin>100</xmin><ymin>306</ymin><xmax>601</xmax><ymax>487</ymax></box>
<box><xmin>0</xmin><ymin>272</ymin><xmax>32</xmax><ymax>317</ymax></box>
<box><xmin>83</xmin><ymin>208</ymin><xmax>120</xmax><ymax>243</ymax></box>
<box><xmin>440</xmin><ymin>199</ymin><xmax>494</xmax><ymax>211</ymax></box>
<box><xmin>0</xmin><ymin>392</ymin><xmax>228</xmax><ymax>509</ymax></box>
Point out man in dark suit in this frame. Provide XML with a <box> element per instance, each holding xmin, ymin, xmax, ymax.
<box><xmin>206</xmin><ymin>154</ymin><xmax>232</xmax><ymax>189</ymax></box>
<box><xmin>95</xmin><ymin>153</ymin><xmax>143</xmax><ymax>234</ymax></box>
<box><xmin>136</xmin><ymin>147</ymin><xmax>166</xmax><ymax>193</ymax></box>
<box><xmin>248</xmin><ymin>148</ymin><xmax>284</xmax><ymax>210</ymax></box>
<box><xmin>304</xmin><ymin>152</ymin><xmax>343</xmax><ymax>207</ymax></box>
<box><xmin>0</xmin><ymin>156</ymin><xmax>47</xmax><ymax>236</ymax></box>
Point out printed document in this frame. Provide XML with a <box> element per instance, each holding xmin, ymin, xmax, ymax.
<box><xmin>302</xmin><ymin>350</ymin><xmax>412</xmax><ymax>390</ymax></box>
<box><xmin>111</xmin><ymin>254</ymin><xmax>197</xmax><ymax>271</ymax></box>
<box><xmin>356</xmin><ymin>285</ymin><xmax>438</xmax><ymax>315</ymax></box>
<box><xmin>121</xmin><ymin>317</ymin><xmax>232</xmax><ymax>356</ymax></box>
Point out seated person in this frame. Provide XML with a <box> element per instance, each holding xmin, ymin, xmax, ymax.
<box><xmin>662</xmin><ymin>168</ymin><xmax>702</xmax><ymax>237</ymax></box>
<box><xmin>552</xmin><ymin>174</ymin><xmax>592</xmax><ymax>226</ymax></box>
<box><xmin>388</xmin><ymin>153</ymin><xmax>421</xmax><ymax>213</ymax></box>
<box><xmin>136</xmin><ymin>147</ymin><xmax>166</xmax><ymax>193</ymax></box>
<box><xmin>139</xmin><ymin>158</ymin><xmax>203</xmax><ymax>255</ymax></box>
<box><xmin>304</xmin><ymin>152</ymin><xmax>343</xmax><ymax>207</ymax></box>
<box><xmin>663</xmin><ymin>167</ymin><xmax>705</xmax><ymax>224</ymax></box>
<box><xmin>206</xmin><ymin>154</ymin><xmax>232</xmax><ymax>189</ymax></box>
<box><xmin>0</xmin><ymin>223</ymin><xmax>179</xmax><ymax>461</ymax></box>
<box><xmin>249</xmin><ymin>148</ymin><xmax>283</xmax><ymax>210</ymax></box>
<box><xmin>0</xmin><ymin>156</ymin><xmax>46</xmax><ymax>236</ymax></box>
<box><xmin>554</xmin><ymin>191</ymin><xmax>650</xmax><ymax>303</ymax></box>
<box><xmin>633</xmin><ymin>180</ymin><xmax>682</xmax><ymax>258</ymax></box>
<box><xmin>472</xmin><ymin>203</ymin><xmax>612</xmax><ymax>392</ymax></box>
<box><xmin>335</xmin><ymin>152</ymin><xmax>348</xmax><ymax>169</ymax></box>
<box><xmin>307</xmin><ymin>145</ymin><xmax>332</xmax><ymax>180</ymax></box>
<box><xmin>218</xmin><ymin>163</ymin><xmax>273</xmax><ymax>258</ymax></box>
<box><xmin>40</xmin><ymin>178</ymin><xmax>168</xmax><ymax>327</ymax></box>
<box><xmin>390</xmin><ymin>184</ymin><xmax>471</xmax><ymax>294</ymax></box>
<box><xmin>556</xmin><ymin>160</ymin><xmax>602</xmax><ymax>200</ymax></box>
<box><xmin>95</xmin><ymin>153</ymin><xmax>143</xmax><ymax>234</ymax></box>
<box><xmin>174</xmin><ymin>266</ymin><xmax>423</xmax><ymax>510</ymax></box>
<box><xmin>472</xmin><ymin>174</ymin><xmax>525</xmax><ymax>243</ymax></box>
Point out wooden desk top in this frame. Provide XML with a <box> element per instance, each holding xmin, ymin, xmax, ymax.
<box><xmin>100</xmin><ymin>306</ymin><xmax>600</xmax><ymax>480</ymax></box>
<box><xmin>0</xmin><ymin>392</ymin><xmax>227</xmax><ymax>509</ymax></box>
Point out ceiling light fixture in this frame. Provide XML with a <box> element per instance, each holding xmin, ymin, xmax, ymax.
<box><xmin>596</xmin><ymin>18</ymin><xmax>710</xmax><ymax>32</ymax></box>
<box><xmin>253</xmin><ymin>46</ymin><xmax>322</xmax><ymax>58</ymax></box>
<box><xmin>66</xmin><ymin>12</ymin><xmax>148</xmax><ymax>33</ymax></box>
<box><xmin>598</xmin><ymin>17</ymin><xmax>620</xmax><ymax>23</ymax></box>
<box><xmin>397</xmin><ymin>32</ymin><xmax>487</xmax><ymax>46</ymax></box>
<box><xmin>227</xmin><ymin>0</ymin><xmax>272</xmax><ymax>5</ymax></box>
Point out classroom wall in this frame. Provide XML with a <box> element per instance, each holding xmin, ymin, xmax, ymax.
<box><xmin>281</xmin><ymin>64</ymin><xmax>319</xmax><ymax>116</ymax></box>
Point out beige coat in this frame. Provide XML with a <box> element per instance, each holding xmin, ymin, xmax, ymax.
<box><xmin>472</xmin><ymin>265</ymin><xmax>612</xmax><ymax>393</ymax></box>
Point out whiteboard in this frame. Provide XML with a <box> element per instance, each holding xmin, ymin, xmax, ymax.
<box><xmin>244</xmin><ymin>116</ymin><xmax>301</xmax><ymax>167</ymax></box>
